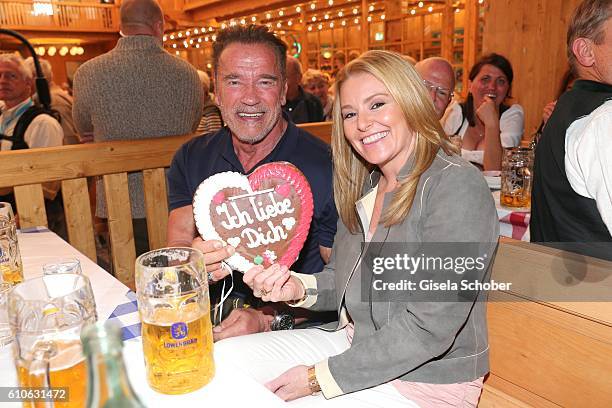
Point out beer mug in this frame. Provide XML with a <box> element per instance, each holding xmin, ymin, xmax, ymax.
<box><xmin>43</xmin><ymin>258</ymin><xmax>83</xmax><ymax>275</ymax></box>
<box><xmin>0</xmin><ymin>282</ymin><xmax>12</xmax><ymax>347</ymax></box>
<box><xmin>136</xmin><ymin>247</ymin><xmax>214</xmax><ymax>395</ymax></box>
<box><xmin>501</xmin><ymin>147</ymin><xmax>533</xmax><ymax>208</ymax></box>
<box><xmin>0</xmin><ymin>202</ymin><xmax>23</xmax><ymax>285</ymax></box>
<box><xmin>8</xmin><ymin>273</ymin><xmax>97</xmax><ymax>408</ymax></box>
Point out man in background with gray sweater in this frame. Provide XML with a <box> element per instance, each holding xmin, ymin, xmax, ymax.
<box><xmin>73</xmin><ymin>0</ymin><xmax>202</xmax><ymax>255</ymax></box>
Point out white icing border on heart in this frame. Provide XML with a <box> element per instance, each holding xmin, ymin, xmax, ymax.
<box><xmin>192</xmin><ymin>171</ymin><xmax>255</xmax><ymax>273</ymax></box>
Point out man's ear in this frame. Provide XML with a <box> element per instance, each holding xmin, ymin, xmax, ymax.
<box><xmin>281</xmin><ymin>80</ymin><xmax>288</xmax><ymax>105</ymax></box>
<box><xmin>572</xmin><ymin>37</ymin><xmax>595</xmax><ymax>67</ymax></box>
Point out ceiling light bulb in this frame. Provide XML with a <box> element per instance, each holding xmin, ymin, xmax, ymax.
<box><xmin>296</xmin><ymin>6</ymin><xmax>301</xmax><ymax>12</ymax></box>
<box><xmin>311</xmin><ymin>3</ymin><xmax>316</xmax><ymax>10</ymax></box>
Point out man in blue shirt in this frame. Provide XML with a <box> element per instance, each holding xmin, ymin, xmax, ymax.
<box><xmin>167</xmin><ymin>25</ymin><xmax>337</xmax><ymax>340</ymax></box>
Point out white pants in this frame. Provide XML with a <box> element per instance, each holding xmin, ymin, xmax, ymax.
<box><xmin>214</xmin><ymin>328</ymin><xmax>419</xmax><ymax>407</ymax></box>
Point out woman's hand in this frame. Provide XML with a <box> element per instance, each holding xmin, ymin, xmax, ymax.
<box><xmin>476</xmin><ymin>95</ymin><xmax>500</xmax><ymax>128</ymax></box>
<box><xmin>265</xmin><ymin>365</ymin><xmax>312</xmax><ymax>401</ymax></box>
<box><xmin>243</xmin><ymin>263</ymin><xmax>305</xmax><ymax>302</ymax></box>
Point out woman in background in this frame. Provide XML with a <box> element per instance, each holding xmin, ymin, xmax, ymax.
<box><xmin>303</xmin><ymin>69</ymin><xmax>333</xmax><ymax>121</ymax></box>
<box><xmin>442</xmin><ymin>53</ymin><xmax>523</xmax><ymax>170</ymax></box>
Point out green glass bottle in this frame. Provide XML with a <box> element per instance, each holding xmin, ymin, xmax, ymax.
<box><xmin>81</xmin><ymin>321</ymin><xmax>146</xmax><ymax>408</ymax></box>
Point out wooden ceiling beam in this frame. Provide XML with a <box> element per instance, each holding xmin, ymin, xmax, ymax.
<box><xmin>187</xmin><ymin>0</ymin><xmax>299</xmax><ymax>21</ymax></box>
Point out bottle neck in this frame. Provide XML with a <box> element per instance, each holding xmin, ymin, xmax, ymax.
<box><xmin>86</xmin><ymin>348</ymin><xmax>143</xmax><ymax>407</ymax></box>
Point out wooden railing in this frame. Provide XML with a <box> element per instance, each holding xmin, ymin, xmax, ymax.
<box><xmin>0</xmin><ymin>0</ymin><xmax>119</xmax><ymax>32</ymax></box>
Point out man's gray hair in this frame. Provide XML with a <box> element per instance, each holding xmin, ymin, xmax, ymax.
<box><xmin>567</xmin><ymin>0</ymin><xmax>612</xmax><ymax>73</ymax></box>
<box><xmin>0</xmin><ymin>53</ymin><xmax>32</xmax><ymax>81</ymax></box>
<box><xmin>24</xmin><ymin>57</ymin><xmax>53</xmax><ymax>83</ymax></box>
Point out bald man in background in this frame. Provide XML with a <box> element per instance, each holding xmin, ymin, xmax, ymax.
<box><xmin>73</xmin><ymin>0</ymin><xmax>202</xmax><ymax>255</ymax></box>
<box><xmin>283</xmin><ymin>56</ymin><xmax>324</xmax><ymax>124</ymax></box>
<box><xmin>415</xmin><ymin>57</ymin><xmax>455</xmax><ymax>119</ymax></box>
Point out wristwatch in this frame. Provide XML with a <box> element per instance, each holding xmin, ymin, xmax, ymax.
<box><xmin>270</xmin><ymin>312</ymin><xmax>295</xmax><ymax>331</ymax></box>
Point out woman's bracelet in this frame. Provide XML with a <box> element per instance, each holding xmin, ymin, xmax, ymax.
<box><xmin>307</xmin><ymin>365</ymin><xmax>321</xmax><ymax>394</ymax></box>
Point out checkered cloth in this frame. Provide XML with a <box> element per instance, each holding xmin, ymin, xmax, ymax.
<box><xmin>493</xmin><ymin>191</ymin><xmax>531</xmax><ymax>241</ymax></box>
<box><xmin>19</xmin><ymin>226</ymin><xmax>50</xmax><ymax>233</ymax></box>
<box><xmin>107</xmin><ymin>291</ymin><xmax>142</xmax><ymax>341</ymax></box>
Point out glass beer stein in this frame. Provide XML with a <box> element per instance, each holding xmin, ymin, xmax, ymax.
<box><xmin>136</xmin><ymin>247</ymin><xmax>214</xmax><ymax>394</ymax></box>
<box><xmin>8</xmin><ymin>273</ymin><xmax>97</xmax><ymax>408</ymax></box>
<box><xmin>0</xmin><ymin>202</ymin><xmax>23</xmax><ymax>285</ymax></box>
<box><xmin>501</xmin><ymin>147</ymin><xmax>533</xmax><ymax>208</ymax></box>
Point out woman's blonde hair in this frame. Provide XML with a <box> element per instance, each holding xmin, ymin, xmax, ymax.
<box><xmin>331</xmin><ymin>50</ymin><xmax>455</xmax><ymax>234</ymax></box>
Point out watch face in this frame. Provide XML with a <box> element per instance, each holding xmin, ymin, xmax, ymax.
<box><xmin>271</xmin><ymin>313</ymin><xmax>295</xmax><ymax>331</ymax></box>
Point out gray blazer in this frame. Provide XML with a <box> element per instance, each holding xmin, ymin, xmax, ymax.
<box><xmin>308</xmin><ymin>150</ymin><xmax>499</xmax><ymax>395</ymax></box>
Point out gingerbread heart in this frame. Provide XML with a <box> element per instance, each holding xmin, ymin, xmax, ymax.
<box><xmin>192</xmin><ymin>162</ymin><xmax>314</xmax><ymax>272</ymax></box>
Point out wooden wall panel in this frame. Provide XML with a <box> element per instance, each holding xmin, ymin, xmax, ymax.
<box><xmin>482</xmin><ymin>0</ymin><xmax>582</xmax><ymax>140</ymax></box>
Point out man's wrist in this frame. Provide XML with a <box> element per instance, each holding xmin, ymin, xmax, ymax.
<box><xmin>167</xmin><ymin>240</ymin><xmax>193</xmax><ymax>247</ymax></box>
<box><xmin>253</xmin><ymin>307</ymin><xmax>275</xmax><ymax>332</ymax></box>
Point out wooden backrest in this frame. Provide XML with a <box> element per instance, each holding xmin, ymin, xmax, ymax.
<box><xmin>0</xmin><ymin>135</ymin><xmax>192</xmax><ymax>289</ymax></box>
<box><xmin>0</xmin><ymin>123</ymin><xmax>333</xmax><ymax>289</ymax></box>
<box><xmin>481</xmin><ymin>239</ymin><xmax>612</xmax><ymax>407</ymax></box>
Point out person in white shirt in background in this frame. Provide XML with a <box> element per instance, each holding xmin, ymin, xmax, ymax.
<box><xmin>0</xmin><ymin>54</ymin><xmax>63</xmax><ymax>152</ymax></box>
<box><xmin>441</xmin><ymin>53</ymin><xmax>523</xmax><ymax>170</ymax></box>
<box><xmin>24</xmin><ymin>57</ymin><xmax>80</xmax><ymax>145</ymax></box>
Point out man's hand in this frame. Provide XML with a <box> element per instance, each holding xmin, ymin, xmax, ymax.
<box><xmin>266</xmin><ymin>365</ymin><xmax>312</xmax><ymax>401</ymax></box>
<box><xmin>192</xmin><ymin>237</ymin><xmax>235</xmax><ymax>283</ymax></box>
<box><xmin>212</xmin><ymin>308</ymin><xmax>273</xmax><ymax>341</ymax></box>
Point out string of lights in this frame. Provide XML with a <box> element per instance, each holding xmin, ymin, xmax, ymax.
<box><xmin>162</xmin><ymin>1</ymin><xmax>477</xmax><ymax>53</ymax></box>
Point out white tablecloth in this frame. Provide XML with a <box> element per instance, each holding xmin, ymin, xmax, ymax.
<box><xmin>0</xmin><ymin>229</ymin><xmax>286</xmax><ymax>407</ymax></box>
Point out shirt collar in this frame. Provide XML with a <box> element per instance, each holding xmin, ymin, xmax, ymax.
<box><xmin>115</xmin><ymin>35</ymin><xmax>163</xmax><ymax>51</ymax></box>
<box><xmin>572</xmin><ymin>79</ymin><xmax>612</xmax><ymax>94</ymax></box>
<box><xmin>0</xmin><ymin>97</ymin><xmax>32</xmax><ymax>118</ymax></box>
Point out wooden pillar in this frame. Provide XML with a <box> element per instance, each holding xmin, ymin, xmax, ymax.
<box><xmin>299</xmin><ymin>9</ymin><xmax>309</xmax><ymax>68</ymax></box>
<box><xmin>361</xmin><ymin>0</ymin><xmax>369</xmax><ymax>52</ymax></box>
<box><xmin>462</xmin><ymin>0</ymin><xmax>479</xmax><ymax>96</ymax></box>
<box><xmin>441</xmin><ymin>0</ymin><xmax>455</xmax><ymax>61</ymax></box>
<box><xmin>419</xmin><ymin>15</ymin><xmax>425</xmax><ymax>60</ymax></box>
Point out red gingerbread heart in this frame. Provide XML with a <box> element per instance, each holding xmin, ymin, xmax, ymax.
<box><xmin>192</xmin><ymin>162</ymin><xmax>314</xmax><ymax>272</ymax></box>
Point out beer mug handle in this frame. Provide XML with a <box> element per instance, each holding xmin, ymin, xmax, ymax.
<box><xmin>27</xmin><ymin>340</ymin><xmax>57</xmax><ymax>408</ymax></box>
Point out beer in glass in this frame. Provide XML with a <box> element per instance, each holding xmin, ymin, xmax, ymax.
<box><xmin>136</xmin><ymin>247</ymin><xmax>214</xmax><ymax>394</ymax></box>
<box><xmin>9</xmin><ymin>273</ymin><xmax>97</xmax><ymax>407</ymax></box>
<box><xmin>0</xmin><ymin>202</ymin><xmax>23</xmax><ymax>285</ymax></box>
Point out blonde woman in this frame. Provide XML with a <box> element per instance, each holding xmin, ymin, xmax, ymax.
<box><xmin>215</xmin><ymin>50</ymin><xmax>499</xmax><ymax>407</ymax></box>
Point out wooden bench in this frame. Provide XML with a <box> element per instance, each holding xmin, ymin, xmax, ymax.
<box><xmin>481</xmin><ymin>238</ymin><xmax>612</xmax><ymax>407</ymax></box>
<box><xmin>0</xmin><ymin>134</ymin><xmax>192</xmax><ymax>289</ymax></box>
<box><xmin>1</xmin><ymin>123</ymin><xmax>610</xmax><ymax>406</ymax></box>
